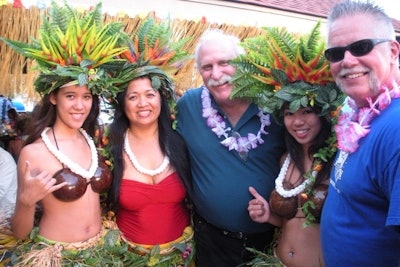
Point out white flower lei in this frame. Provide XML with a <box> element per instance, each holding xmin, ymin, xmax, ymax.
<box><xmin>201</xmin><ymin>87</ymin><xmax>271</xmax><ymax>154</ymax></box>
<box><xmin>275</xmin><ymin>154</ymin><xmax>316</xmax><ymax>198</ymax></box>
<box><xmin>41</xmin><ymin>127</ymin><xmax>98</xmax><ymax>179</ymax></box>
<box><xmin>124</xmin><ymin>132</ymin><xmax>170</xmax><ymax>176</ymax></box>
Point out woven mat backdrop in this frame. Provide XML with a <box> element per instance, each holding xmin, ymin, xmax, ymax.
<box><xmin>0</xmin><ymin>4</ymin><xmax>265</xmax><ymax>104</ymax></box>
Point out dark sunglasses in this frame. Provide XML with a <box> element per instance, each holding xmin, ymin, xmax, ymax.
<box><xmin>324</xmin><ymin>39</ymin><xmax>392</xmax><ymax>63</ymax></box>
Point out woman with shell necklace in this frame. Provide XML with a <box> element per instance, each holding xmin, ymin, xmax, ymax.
<box><xmin>232</xmin><ymin>23</ymin><xmax>343</xmax><ymax>267</ymax></box>
<box><xmin>106</xmin><ymin>65</ymin><xmax>194</xmax><ymax>265</ymax></box>
<box><xmin>12</xmin><ymin>83</ymin><xmax>109</xmax><ymax>240</ymax></box>
<box><xmin>248</xmin><ymin>104</ymin><xmax>338</xmax><ymax>267</ymax></box>
<box><xmin>1</xmin><ymin>2</ymin><xmax>128</xmax><ymax>265</ymax></box>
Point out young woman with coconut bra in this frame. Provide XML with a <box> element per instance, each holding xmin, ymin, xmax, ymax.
<box><xmin>232</xmin><ymin>23</ymin><xmax>343</xmax><ymax>267</ymax></box>
<box><xmin>0</xmin><ymin>2</ymin><xmax>129</xmax><ymax>266</ymax></box>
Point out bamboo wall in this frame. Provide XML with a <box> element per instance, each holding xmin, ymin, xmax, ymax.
<box><xmin>0</xmin><ymin>4</ymin><xmax>265</xmax><ymax>103</ymax></box>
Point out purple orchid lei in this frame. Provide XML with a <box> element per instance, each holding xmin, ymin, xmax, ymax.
<box><xmin>201</xmin><ymin>87</ymin><xmax>271</xmax><ymax>154</ymax></box>
<box><xmin>335</xmin><ymin>80</ymin><xmax>400</xmax><ymax>153</ymax></box>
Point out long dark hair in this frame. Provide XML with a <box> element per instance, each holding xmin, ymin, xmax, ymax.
<box><xmin>285</xmin><ymin>113</ymin><xmax>334</xmax><ymax>188</ymax></box>
<box><xmin>106</xmin><ymin>80</ymin><xmax>192</xmax><ymax>211</ymax></box>
<box><xmin>24</xmin><ymin>89</ymin><xmax>100</xmax><ymax>145</ymax></box>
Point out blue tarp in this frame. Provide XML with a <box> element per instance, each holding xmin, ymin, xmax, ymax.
<box><xmin>12</xmin><ymin>101</ymin><xmax>25</xmax><ymax>112</ymax></box>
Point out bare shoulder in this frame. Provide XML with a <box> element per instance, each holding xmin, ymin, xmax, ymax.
<box><xmin>19</xmin><ymin>139</ymin><xmax>47</xmax><ymax>161</ymax></box>
<box><xmin>18</xmin><ymin>139</ymin><xmax>57</xmax><ymax>172</ymax></box>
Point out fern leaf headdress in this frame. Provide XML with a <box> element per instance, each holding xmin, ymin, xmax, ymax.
<box><xmin>231</xmin><ymin>22</ymin><xmax>343</xmax><ymax>122</ymax></box>
<box><xmin>121</xmin><ymin>15</ymin><xmax>191</xmax><ymax>75</ymax></box>
<box><xmin>114</xmin><ymin>15</ymin><xmax>191</xmax><ymax>104</ymax></box>
<box><xmin>0</xmin><ymin>1</ymin><xmax>129</xmax><ymax>99</ymax></box>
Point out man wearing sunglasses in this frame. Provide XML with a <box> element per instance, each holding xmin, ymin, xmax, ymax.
<box><xmin>320</xmin><ymin>0</ymin><xmax>400</xmax><ymax>266</ymax></box>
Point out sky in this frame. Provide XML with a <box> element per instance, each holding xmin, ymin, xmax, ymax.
<box><xmin>371</xmin><ymin>0</ymin><xmax>400</xmax><ymax>20</ymax></box>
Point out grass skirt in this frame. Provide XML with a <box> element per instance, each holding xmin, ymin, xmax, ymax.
<box><xmin>8</xmin><ymin>216</ymin><xmax>195</xmax><ymax>267</ymax></box>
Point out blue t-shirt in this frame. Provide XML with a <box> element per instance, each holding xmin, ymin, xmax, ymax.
<box><xmin>321</xmin><ymin>98</ymin><xmax>400</xmax><ymax>267</ymax></box>
<box><xmin>176</xmin><ymin>86</ymin><xmax>285</xmax><ymax>233</ymax></box>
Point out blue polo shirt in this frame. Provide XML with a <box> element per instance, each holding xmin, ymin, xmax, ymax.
<box><xmin>177</xmin><ymin>86</ymin><xmax>285</xmax><ymax>233</ymax></box>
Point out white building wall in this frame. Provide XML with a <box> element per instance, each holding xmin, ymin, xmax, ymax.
<box><xmin>48</xmin><ymin>0</ymin><xmax>327</xmax><ymax>35</ymax></box>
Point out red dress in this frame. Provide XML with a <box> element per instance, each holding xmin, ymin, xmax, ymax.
<box><xmin>117</xmin><ymin>172</ymin><xmax>189</xmax><ymax>244</ymax></box>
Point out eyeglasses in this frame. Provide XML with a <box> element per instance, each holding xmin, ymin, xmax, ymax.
<box><xmin>324</xmin><ymin>39</ymin><xmax>392</xmax><ymax>63</ymax></box>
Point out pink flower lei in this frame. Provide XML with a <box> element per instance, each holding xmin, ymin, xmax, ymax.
<box><xmin>201</xmin><ymin>87</ymin><xmax>271</xmax><ymax>157</ymax></box>
<box><xmin>335</xmin><ymin>80</ymin><xmax>400</xmax><ymax>153</ymax></box>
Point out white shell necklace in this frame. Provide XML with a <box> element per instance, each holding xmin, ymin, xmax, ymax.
<box><xmin>124</xmin><ymin>132</ymin><xmax>170</xmax><ymax>176</ymax></box>
<box><xmin>41</xmin><ymin>127</ymin><xmax>98</xmax><ymax>179</ymax></box>
<box><xmin>275</xmin><ymin>154</ymin><xmax>316</xmax><ymax>198</ymax></box>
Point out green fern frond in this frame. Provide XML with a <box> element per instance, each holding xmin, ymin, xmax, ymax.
<box><xmin>300</xmin><ymin>21</ymin><xmax>324</xmax><ymax>62</ymax></box>
<box><xmin>264</xmin><ymin>26</ymin><xmax>297</xmax><ymax>61</ymax></box>
<box><xmin>231</xmin><ymin>55</ymin><xmax>274</xmax><ymax>101</ymax></box>
<box><xmin>99</xmin><ymin>22</ymin><xmax>126</xmax><ymax>42</ymax></box>
<box><xmin>136</xmin><ymin>18</ymin><xmax>154</xmax><ymax>52</ymax></box>
<box><xmin>89</xmin><ymin>1</ymin><xmax>103</xmax><ymax>29</ymax></box>
<box><xmin>49</xmin><ymin>1</ymin><xmax>75</xmax><ymax>32</ymax></box>
<box><xmin>147</xmin><ymin>21</ymin><xmax>170</xmax><ymax>48</ymax></box>
<box><xmin>168</xmin><ymin>36</ymin><xmax>192</xmax><ymax>64</ymax></box>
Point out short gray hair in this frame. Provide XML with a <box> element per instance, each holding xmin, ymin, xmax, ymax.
<box><xmin>327</xmin><ymin>0</ymin><xmax>395</xmax><ymax>40</ymax></box>
<box><xmin>194</xmin><ymin>29</ymin><xmax>245</xmax><ymax>69</ymax></box>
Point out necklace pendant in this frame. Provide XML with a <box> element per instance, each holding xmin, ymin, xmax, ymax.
<box><xmin>238</xmin><ymin>151</ymin><xmax>248</xmax><ymax>161</ymax></box>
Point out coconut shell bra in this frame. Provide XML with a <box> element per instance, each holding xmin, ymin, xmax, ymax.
<box><xmin>52</xmin><ymin>157</ymin><xmax>112</xmax><ymax>202</ymax></box>
<box><xmin>269</xmin><ymin>183</ymin><xmax>328</xmax><ymax>222</ymax></box>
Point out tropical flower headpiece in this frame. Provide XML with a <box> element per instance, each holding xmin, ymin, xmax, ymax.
<box><xmin>0</xmin><ymin>1</ymin><xmax>129</xmax><ymax>98</ymax></box>
<box><xmin>119</xmin><ymin>15</ymin><xmax>191</xmax><ymax>76</ymax></box>
<box><xmin>109</xmin><ymin>15</ymin><xmax>191</xmax><ymax>106</ymax></box>
<box><xmin>231</xmin><ymin>22</ymin><xmax>343</xmax><ymax>122</ymax></box>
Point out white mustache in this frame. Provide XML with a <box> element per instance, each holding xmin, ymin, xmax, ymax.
<box><xmin>207</xmin><ymin>75</ymin><xmax>232</xmax><ymax>87</ymax></box>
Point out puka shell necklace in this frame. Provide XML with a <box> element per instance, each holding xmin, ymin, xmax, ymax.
<box><xmin>41</xmin><ymin>127</ymin><xmax>98</xmax><ymax>179</ymax></box>
<box><xmin>275</xmin><ymin>154</ymin><xmax>316</xmax><ymax>198</ymax></box>
<box><xmin>124</xmin><ymin>132</ymin><xmax>170</xmax><ymax>176</ymax></box>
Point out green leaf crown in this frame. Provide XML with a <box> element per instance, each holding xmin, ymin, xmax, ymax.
<box><xmin>231</xmin><ymin>22</ymin><xmax>344</xmax><ymax>122</ymax></box>
<box><xmin>110</xmin><ymin>15</ymin><xmax>192</xmax><ymax>106</ymax></box>
<box><xmin>0</xmin><ymin>1</ymin><xmax>129</xmax><ymax>97</ymax></box>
